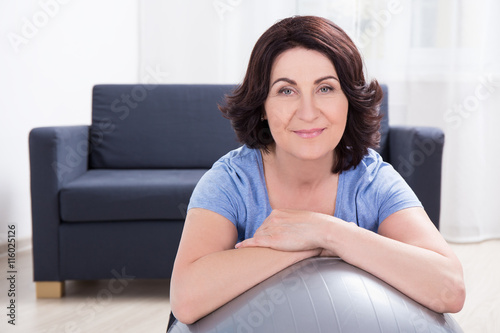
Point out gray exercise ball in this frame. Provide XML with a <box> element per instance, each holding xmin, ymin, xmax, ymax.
<box><xmin>168</xmin><ymin>257</ymin><xmax>463</xmax><ymax>332</ymax></box>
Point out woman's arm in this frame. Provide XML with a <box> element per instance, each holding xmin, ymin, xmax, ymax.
<box><xmin>331</xmin><ymin>207</ymin><xmax>465</xmax><ymax>313</ymax></box>
<box><xmin>237</xmin><ymin>207</ymin><xmax>466</xmax><ymax>313</ymax></box>
<box><xmin>170</xmin><ymin>208</ymin><xmax>320</xmax><ymax>324</ymax></box>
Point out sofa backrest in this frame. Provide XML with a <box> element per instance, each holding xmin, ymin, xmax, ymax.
<box><xmin>89</xmin><ymin>83</ymin><xmax>390</xmax><ymax>169</ymax></box>
<box><xmin>90</xmin><ymin>84</ymin><xmax>241</xmax><ymax>169</ymax></box>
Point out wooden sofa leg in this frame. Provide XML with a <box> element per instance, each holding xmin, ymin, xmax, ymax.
<box><xmin>36</xmin><ymin>281</ymin><xmax>65</xmax><ymax>298</ymax></box>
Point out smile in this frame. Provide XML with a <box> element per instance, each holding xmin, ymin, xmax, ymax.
<box><xmin>293</xmin><ymin>128</ymin><xmax>325</xmax><ymax>139</ymax></box>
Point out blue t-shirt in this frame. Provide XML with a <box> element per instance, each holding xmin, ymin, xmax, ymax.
<box><xmin>188</xmin><ymin>145</ymin><xmax>422</xmax><ymax>242</ymax></box>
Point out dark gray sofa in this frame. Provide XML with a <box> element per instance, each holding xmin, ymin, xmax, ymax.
<box><xmin>29</xmin><ymin>84</ymin><xmax>444</xmax><ymax>297</ymax></box>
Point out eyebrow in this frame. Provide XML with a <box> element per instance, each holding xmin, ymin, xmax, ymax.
<box><xmin>314</xmin><ymin>75</ymin><xmax>339</xmax><ymax>84</ymax></box>
<box><xmin>270</xmin><ymin>75</ymin><xmax>339</xmax><ymax>87</ymax></box>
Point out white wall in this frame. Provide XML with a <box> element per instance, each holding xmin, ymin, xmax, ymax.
<box><xmin>139</xmin><ymin>0</ymin><xmax>296</xmax><ymax>84</ymax></box>
<box><xmin>0</xmin><ymin>0</ymin><xmax>139</xmax><ymax>242</ymax></box>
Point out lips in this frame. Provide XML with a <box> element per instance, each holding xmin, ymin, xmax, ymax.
<box><xmin>293</xmin><ymin>128</ymin><xmax>325</xmax><ymax>139</ymax></box>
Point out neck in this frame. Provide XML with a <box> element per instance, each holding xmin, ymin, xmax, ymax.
<box><xmin>262</xmin><ymin>145</ymin><xmax>336</xmax><ymax>189</ymax></box>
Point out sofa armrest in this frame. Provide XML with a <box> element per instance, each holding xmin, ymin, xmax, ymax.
<box><xmin>388</xmin><ymin>126</ymin><xmax>445</xmax><ymax>229</ymax></box>
<box><xmin>29</xmin><ymin>125</ymin><xmax>90</xmax><ymax>281</ymax></box>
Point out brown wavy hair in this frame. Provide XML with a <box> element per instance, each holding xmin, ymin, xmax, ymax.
<box><xmin>219</xmin><ymin>16</ymin><xmax>383</xmax><ymax>173</ymax></box>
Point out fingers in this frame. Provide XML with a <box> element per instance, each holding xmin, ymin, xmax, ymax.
<box><xmin>235</xmin><ymin>237</ymin><xmax>261</xmax><ymax>249</ymax></box>
<box><xmin>234</xmin><ymin>240</ymin><xmax>246</xmax><ymax>249</ymax></box>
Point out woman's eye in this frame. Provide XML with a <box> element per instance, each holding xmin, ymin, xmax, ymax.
<box><xmin>279</xmin><ymin>88</ymin><xmax>293</xmax><ymax>95</ymax></box>
<box><xmin>319</xmin><ymin>86</ymin><xmax>332</xmax><ymax>93</ymax></box>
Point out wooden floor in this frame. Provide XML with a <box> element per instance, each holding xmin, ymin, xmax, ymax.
<box><xmin>449</xmin><ymin>240</ymin><xmax>500</xmax><ymax>333</ymax></box>
<box><xmin>1</xmin><ymin>240</ymin><xmax>499</xmax><ymax>332</ymax></box>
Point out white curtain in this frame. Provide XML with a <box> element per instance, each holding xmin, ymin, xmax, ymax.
<box><xmin>140</xmin><ymin>0</ymin><xmax>500</xmax><ymax>242</ymax></box>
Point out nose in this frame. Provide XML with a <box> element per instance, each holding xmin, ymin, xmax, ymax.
<box><xmin>296</xmin><ymin>94</ymin><xmax>320</xmax><ymax>122</ymax></box>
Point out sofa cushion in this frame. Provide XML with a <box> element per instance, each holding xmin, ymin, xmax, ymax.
<box><xmin>59</xmin><ymin>169</ymin><xmax>207</xmax><ymax>222</ymax></box>
<box><xmin>90</xmin><ymin>84</ymin><xmax>241</xmax><ymax>169</ymax></box>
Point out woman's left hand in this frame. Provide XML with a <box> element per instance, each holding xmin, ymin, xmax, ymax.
<box><xmin>235</xmin><ymin>209</ymin><xmax>336</xmax><ymax>253</ymax></box>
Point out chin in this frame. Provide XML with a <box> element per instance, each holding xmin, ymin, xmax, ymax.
<box><xmin>273</xmin><ymin>135</ymin><xmax>339</xmax><ymax>162</ymax></box>
<box><xmin>289</xmin><ymin>144</ymin><xmax>336</xmax><ymax>162</ymax></box>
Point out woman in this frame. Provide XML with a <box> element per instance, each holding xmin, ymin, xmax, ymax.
<box><xmin>170</xmin><ymin>16</ymin><xmax>465</xmax><ymax>325</ymax></box>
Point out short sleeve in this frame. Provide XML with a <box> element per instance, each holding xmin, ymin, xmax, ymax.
<box><xmin>340</xmin><ymin>149</ymin><xmax>423</xmax><ymax>231</ymax></box>
<box><xmin>186</xmin><ymin>146</ymin><xmax>270</xmax><ymax>241</ymax></box>
<box><xmin>187</xmin><ymin>162</ymin><xmax>243</xmax><ymax>227</ymax></box>
<box><xmin>369</xmin><ymin>162</ymin><xmax>423</xmax><ymax>224</ymax></box>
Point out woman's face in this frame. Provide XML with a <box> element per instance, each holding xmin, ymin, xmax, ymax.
<box><xmin>264</xmin><ymin>47</ymin><xmax>348</xmax><ymax>162</ymax></box>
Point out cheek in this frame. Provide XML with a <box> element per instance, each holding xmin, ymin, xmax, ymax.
<box><xmin>267</xmin><ymin>117</ymin><xmax>287</xmax><ymax>141</ymax></box>
<box><xmin>319</xmin><ymin>98</ymin><xmax>348</xmax><ymax>123</ymax></box>
<box><xmin>265</xmin><ymin>101</ymin><xmax>294</xmax><ymax>131</ymax></box>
